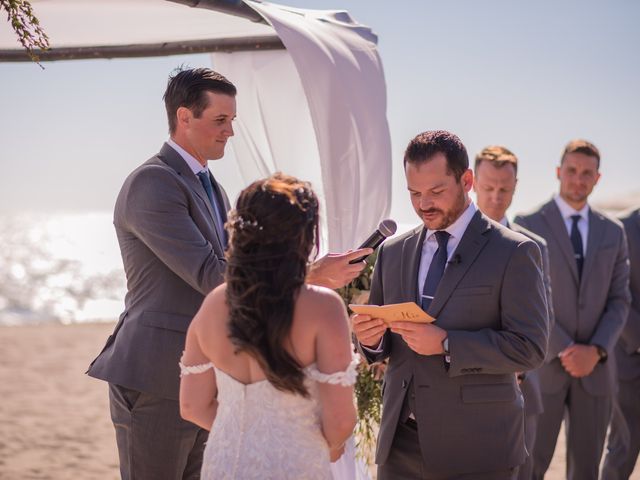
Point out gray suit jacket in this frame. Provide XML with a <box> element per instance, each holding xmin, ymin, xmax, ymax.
<box><xmin>510</xmin><ymin>221</ymin><xmax>555</xmax><ymax>417</ymax></box>
<box><xmin>616</xmin><ymin>208</ymin><xmax>640</xmax><ymax>381</ymax></box>
<box><xmin>359</xmin><ymin>211</ymin><xmax>549</xmax><ymax>476</ymax></box>
<box><xmin>87</xmin><ymin>143</ymin><xmax>230</xmax><ymax>400</ymax></box>
<box><xmin>515</xmin><ymin>199</ymin><xmax>631</xmax><ymax>396</ymax></box>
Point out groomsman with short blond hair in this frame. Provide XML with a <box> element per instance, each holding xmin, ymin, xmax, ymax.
<box><xmin>474</xmin><ymin>145</ymin><xmax>553</xmax><ymax>480</ymax></box>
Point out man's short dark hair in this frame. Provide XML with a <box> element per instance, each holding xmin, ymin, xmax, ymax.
<box><xmin>561</xmin><ymin>139</ymin><xmax>600</xmax><ymax>169</ymax></box>
<box><xmin>474</xmin><ymin>145</ymin><xmax>518</xmax><ymax>176</ymax></box>
<box><xmin>404</xmin><ymin>130</ymin><xmax>469</xmax><ymax>181</ymax></box>
<box><xmin>163</xmin><ymin>67</ymin><xmax>237</xmax><ymax>134</ymax></box>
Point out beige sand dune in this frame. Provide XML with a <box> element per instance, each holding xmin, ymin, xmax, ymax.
<box><xmin>0</xmin><ymin>323</ymin><xmax>637</xmax><ymax>479</ymax></box>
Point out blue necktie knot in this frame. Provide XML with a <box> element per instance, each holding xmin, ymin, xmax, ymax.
<box><xmin>435</xmin><ymin>230</ymin><xmax>451</xmax><ymax>249</ymax></box>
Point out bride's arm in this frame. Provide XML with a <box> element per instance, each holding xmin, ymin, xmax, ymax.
<box><xmin>179</xmin><ymin>298</ymin><xmax>218</xmax><ymax>431</ymax></box>
<box><xmin>315</xmin><ymin>292</ymin><xmax>358</xmax><ymax>450</ymax></box>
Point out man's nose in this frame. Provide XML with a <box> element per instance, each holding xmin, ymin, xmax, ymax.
<box><xmin>420</xmin><ymin>197</ymin><xmax>432</xmax><ymax>210</ymax></box>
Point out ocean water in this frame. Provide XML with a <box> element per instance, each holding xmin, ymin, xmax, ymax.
<box><xmin>0</xmin><ymin>211</ymin><xmax>419</xmax><ymax>327</ymax></box>
<box><xmin>0</xmin><ymin>211</ymin><xmax>125</xmax><ymax>326</ymax></box>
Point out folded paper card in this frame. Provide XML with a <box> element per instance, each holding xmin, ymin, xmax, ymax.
<box><xmin>349</xmin><ymin>302</ymin><xmax>434</xmax><ymax>325</ymax></box>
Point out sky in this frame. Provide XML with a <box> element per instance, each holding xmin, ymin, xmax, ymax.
<box><xmin>1</xmin><ymin>0</ymin><xmax>639</xmax><ymax>227</ymax></box>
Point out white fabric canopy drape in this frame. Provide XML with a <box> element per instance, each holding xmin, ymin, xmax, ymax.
<box><xmin>214</xmin><ymin>1</ymin><xmax>392</xmax><ymax>253</ymax></box>
<box><xmin>0</xmin><ymin>0</ymin><xmax>392</xmax><ymax>253</ymax></box>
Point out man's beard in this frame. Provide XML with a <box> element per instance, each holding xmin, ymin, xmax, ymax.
<box><xmin>421</xmin><ymin>187</ymin><xmax>468</xmax><ymax>230</ymax></box>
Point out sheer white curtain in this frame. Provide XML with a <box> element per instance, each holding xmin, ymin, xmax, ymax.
<box><xmin>212</xmin><ymin>1</ymin><xmax>392</xmax><ymax>253</ymax></box>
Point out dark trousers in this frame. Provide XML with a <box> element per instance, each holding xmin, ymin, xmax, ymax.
<box><xmin>378</xmin><ymin>420</ymin><xmax>518</xmax><ymax>480</ymax></box>
<box><xmin>601</xmin><ymin>376</ymin><xmax>640</xmax><ymax>480</ymax></box>
<box><xmin>517</xmin><ymin>413</ymin><xmax>538</xmax><ymax>480</ymax></box>
<box><xmin>532</xmin><ymin>378</ymin><xmax>612</xmax><ymax>480</ymax></box>
<box><xmin>109</xmin><ymin>383</ymin><xmax>208</xmax><ymax>480</ymax></box>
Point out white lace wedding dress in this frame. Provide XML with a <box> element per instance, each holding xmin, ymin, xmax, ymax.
<box><xmin>196</xmin><ymin>354</ymin><xmax>360</xmax><ymax>480</ymax></box>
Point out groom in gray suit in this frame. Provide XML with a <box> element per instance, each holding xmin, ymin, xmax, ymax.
<box><xmin>353</xmin><ymin>130</ymin><xmax>549</xmax><ymax>479</ymax></box>
<box><xmin>473</xmin><ymin>145</ymin><xmax>554</xmax><ymax>480</ymax></box>
<box><xmin>515</xmin><ymin>139</ymin><xmax>631</xmax><ymax>480</ymax></box>
<box><xmin>87</xmin><ymin>67</ymin><xmax>370</xmax><ymax>479</ymax></box>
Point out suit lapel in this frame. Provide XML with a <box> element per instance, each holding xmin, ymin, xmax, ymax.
<box><xmin>157</xmin><ymin>143</ymin><xmax>224</xmax><ymax>248</ymax></box>
<box><xmin>428</xmin><ymin>211</ymin><xmax>490</xmax><ymax>318</ymax></box>
<box><xmin>400</xmin><ymin>227</ymin><xmax>426</xmax><ymax>304</ymax></box>
<box><xmin>580</xmin><ymin>209</ymin><xmax>605</xmax><ymax>288</ymax></box>
<box><xmin>540</xmin><ymin>200</ymin><xmax>579</xmax><ymax>286</ymax></box>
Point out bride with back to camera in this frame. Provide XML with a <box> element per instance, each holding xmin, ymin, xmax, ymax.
<box><xmin>179</xmin><ymin>173</ymin><xmax>360</xmax><ymax>479</ymax></box>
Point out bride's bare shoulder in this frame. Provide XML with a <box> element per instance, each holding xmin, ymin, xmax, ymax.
<box><xmin>297</xmin><ymin>285</ymin><xmax>348</xmax><ymax>327</ymax></box>
<box><xmin>191</xmin><ymin>284</ymin><xmax>228</xmax><ymax>332</ymax></box>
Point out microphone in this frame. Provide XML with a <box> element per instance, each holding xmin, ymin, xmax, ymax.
<box><xmin>448</xmin><ymin>254</ymin><xmax>462</xmax><ymax>265</ymax></box>
<box><xmin>348</xmin><ymin>219</ymin><xmax>398</xmax><ymax>264</ymax></box>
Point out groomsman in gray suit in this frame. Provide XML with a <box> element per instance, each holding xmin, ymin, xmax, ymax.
<box><xmin>515</xmin><ymin>139</ymin><xmax>631</xmax><ymax>480</ymax></box>
<box><xmin>473</xmin><ymin>145</ymin><xmax>554</xmax><ymax>480</ymax></box>
<box><xmin>87</xmin><ymin>67</ymin><xmax>370</xmax><ymax>479</ymax></box>
<box><xmin>353</xmin><ymin>130</ymin><xmax>549</xmax><ymax>479</ymax></box>
<box><xmin>602</xmin><ymin>207</ymin><xmax>640</xmax><ymax>480</ymax></box>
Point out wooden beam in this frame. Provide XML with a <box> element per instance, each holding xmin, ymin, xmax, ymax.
<box><xmin>0</xmin><ymin>35</ymin><xmax>285</xmax><ymax>62</ymax></box>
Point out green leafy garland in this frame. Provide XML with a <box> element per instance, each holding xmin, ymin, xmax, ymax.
<box><xmin>1</xmin><ymin>0</ymin><xmax>49</xmax><ymax>66</ymax></box>
<box><xmin>335</xmin><ymin>252</ymin><xmax>385</xmax><ymax>466</ymax></box>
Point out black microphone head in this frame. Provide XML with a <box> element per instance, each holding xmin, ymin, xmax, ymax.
<box><xmin>378</xmin><ymin>219</ymin><xmax>397</xmax><ymax>238</ymax></box>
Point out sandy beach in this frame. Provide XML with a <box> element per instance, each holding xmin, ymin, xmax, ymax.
<box><xmin>0</xmin><ymin>322</ymin><xmax>637</xmax><ymax>479</ymax></box>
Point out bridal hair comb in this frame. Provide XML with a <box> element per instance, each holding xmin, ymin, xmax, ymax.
<box><xmin>227</xmin><ymin>214</ymin><xmax>264</xmax><ymax>232</ymax></box>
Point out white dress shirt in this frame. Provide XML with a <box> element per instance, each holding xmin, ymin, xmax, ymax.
<box><xmin>554</xmin><ymin>194</ymin><xmax>590</xmax><ymax>255</ymax></box>
<box><xmin>167</xmin><ymin>138</ymin><xmax>208</xmax><ymax>176</ymax></box>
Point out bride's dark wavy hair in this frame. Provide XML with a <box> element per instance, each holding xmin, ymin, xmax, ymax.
<box><xmin>224</xmin><ymin>173</ymin><xmax>320</xmax><ymax>397</ymax></box>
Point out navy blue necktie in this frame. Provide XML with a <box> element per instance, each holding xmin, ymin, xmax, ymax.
<box><xmin>197</xmin><ymin>171</ymin><xmax>227</xmax><ymax>247</ymax></box>
<box><xmin>421</xmin><ymin>230</ymin><xmax>451</xmax><ymax>311</ymax></box>
<box><xmin>570</xmin><ymin>214</ymin><xmax>584</xmax><ymax>278</ymax></box>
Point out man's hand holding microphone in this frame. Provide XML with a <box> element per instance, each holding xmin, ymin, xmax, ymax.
<box><xmin>307</xmin><ymin>219</ymin><xmax>397</xmax><ymax>291</ymax></box>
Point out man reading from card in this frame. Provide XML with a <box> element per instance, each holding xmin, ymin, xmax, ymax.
<box><xmin>352</xmin><ymin>130</ymin><xmax>549</xmax><ymax>480</ymax></box>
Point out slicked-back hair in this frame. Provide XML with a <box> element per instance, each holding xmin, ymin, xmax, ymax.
<box><xmin>474</xmin><ymin>145</ymin><xmax>518</xmax><ymax>176</ymax></box>
<box><xmin>163</xmin><ymin>67</ymin><xmax>237</xmax><ymax>134</ymax></box>
<box><xmin>561</xmin><ymin>139</ymin><xmax>600</xmax><ymax>169</ymax></box>
<box><xmin>404</xmin><ymin>130</ymin><xmax>469</xmax><ymax>182</ymax></box>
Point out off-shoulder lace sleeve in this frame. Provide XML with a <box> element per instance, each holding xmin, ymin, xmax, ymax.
<box><xmin>305</xmin><ymin>353</ymin><xmax>360</xmax><ymax>386</ymax></box>
<box><xmin>179</xmin><ymin>352</ymin><xmax>214</xmax><ymax>378</ymax></box>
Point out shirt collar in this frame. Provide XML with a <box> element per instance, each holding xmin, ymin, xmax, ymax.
<box><xmin>499</xmin><ymin>216</ymin><xmax>509</xmax><ymax>227</ymax></box>
<box><xmin>554</xmin><ymin>193</ymin><xmax>589</xmax><ymax>221</ymax></box>
<box><xmin>167</xmin><ymin>138</ymin><xmax>208</xmax><ymax>176</ymax></box>
<box><xmin>426</xmin><ymin>200</ymin><xmax>477</xmax><ymax>241</ymax></box>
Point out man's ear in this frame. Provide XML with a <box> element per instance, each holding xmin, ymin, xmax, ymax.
<box><xmin>176</xmin><ymin>106</ymin><xmax>192</xmax><ymax>129</ymax></box>
<box><xmin>462</xmin><ymin>168</ymin><xmax>474</xmax><ymax>192</ymax></box>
